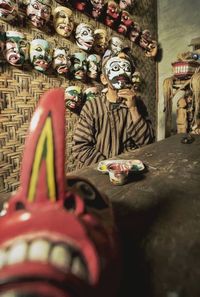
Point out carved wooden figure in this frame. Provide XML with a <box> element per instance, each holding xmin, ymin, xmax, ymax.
<box><xmin>176</xmin><ymin>97</ymin><xmax>187</xmax><ymax>133</ymax></box>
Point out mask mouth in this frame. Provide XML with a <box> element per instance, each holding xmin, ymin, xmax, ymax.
<box><xmin>74</xmin><ymin>70</ymin><xmax>85</xmax><ymax>79</ymax></box>
<box><xmin>0</xmin><ymin>2</ymin><xmax>14</xmax><ymax>13</ymax></box>
<box><xmin>67</xmin><ymin>100</ymin><xmax>81</xmax><ymax>109</ymax></box>
<box><xmin>0</xmin><ymin>234</ymin><xmax>90</xmax><ymax>286</ymax></box>
<box><xmin>111</xmin><ymin>75</ymin><xmax>132</xmax><ymax>89</ymax></box>
<box><xmin>7</xmin><ymin>53</ymin><xmax>21</xmax><ymax>65</ymax></box>
<box><xmin>34</xmin><ymin>59</ymin><xmax>48</xmax><ymax>70</ymax></box>
<box><xmin>57</xmin><ymin>65</ymin><xmax>69</xmax><ymax>74</ymax></box>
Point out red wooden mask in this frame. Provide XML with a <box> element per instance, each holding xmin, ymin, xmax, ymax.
<box><xmin>0</xmin><ymin>88</ymin><xmax>121</xmax><ymax>297</ymax></box>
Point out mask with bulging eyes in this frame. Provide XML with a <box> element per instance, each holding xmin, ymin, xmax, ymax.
<box><xmin>109</xmin><ymin>36</ymin><xmax>124</xmax><ymax>55</ymax></box>
<box><xmin>104</xmin><ymin>56</ymin><xmax>133</xmax><ymax>90</ymax></box>
<box><xmin>0</xmin><ymin>88</ymin><xmax>121</xmax><ymax>297</ymax></box>
<box><xmin>30</xmin><ymin>38</ymin><xmax>52</xmax><ymax>72</ymax></box>
<box><xmin>4</xmin><ymin>31</ymin><xmax>29</xmax><ymax>67</ymax></box>
<box><xmin>52</xmin><ymin>47</ymin><xmax>71</xmax><ymax>75</ymax></box>
<box><xmin>105</xmin><ymin>1</ymin><xmax>120</xmax><ymax>28</ymax></box>
<box><xmin>65</xmin><ymin>85</ymin><xmax>83</xmax><ymax>112</ymax></box>
<box><xmin>26</xmin><ymin>0</ymin><xmax>52</xmax><ymax>29</ymax></box>
<box><xmin>83</xmin><ymin>86</ymin><xmax>98</xmax><ymax>101</ymax></box>
<box><xmin>90</xmin><ymin>0</ymin><xmax>104</xmax><ymax>19</ymax></box>
<box><xmin>87</xmin><ymin>54</ymin><xmax>101</xmax><ymax>80</ymax></box>
<box><xmin>53</xmin><ymin>6</ymin><xmax>74</xmax><ymax>38</ymax></box>
<box><xmin>117</xmin><ymin>11</ymin><xmax>133</xmax><ymax>36</ymax></box>
<box><xmin>70</xmin><ymin>52</ymin><xmax>88</xmax><ymax>81</ymax></box>
<box><xmin>75</xmin><ymin>23</ymin><xmax>94</xmax><ymax>52</ymax></box>
<box><xmin>0</xmin><ymin>0</ymin><xmax>18</xmax><ymax>21</ymax></box>
<box><xmin>119</xmin><ymin>0</ymin><xmax>135</xmax><ymax>10</ymax></box>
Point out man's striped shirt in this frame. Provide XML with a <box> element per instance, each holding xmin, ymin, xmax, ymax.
<box><xmin>73</xmin><ymin>93</ymin><xmax>155</xmax><ymax>169</ymax></box>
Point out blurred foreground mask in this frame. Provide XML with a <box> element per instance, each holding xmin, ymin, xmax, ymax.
<box><xmin>0</xmin><ymin>88</ymin><xmax>121</xmax><ymax>297</ymax></box>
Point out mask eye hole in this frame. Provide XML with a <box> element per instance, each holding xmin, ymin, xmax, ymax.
<box><xmin>76</xmin><ymin>181</ymin><xmax>96</xmax><ymax>201</ymax></box>
<box><xmin>15</xmin><ymin>201</ymin><xmax>25</xmax><ymax>211</ymax></box>
<box><xmin>64</xmin><ymin>194</ymin><xmax>76</xmax><ymax>212</ymax></box>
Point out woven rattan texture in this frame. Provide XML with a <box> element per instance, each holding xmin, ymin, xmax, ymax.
<box><xmin>0</xmin><ymin>0</ymin><xmax>157</xmax><ymax>193</ymax></box>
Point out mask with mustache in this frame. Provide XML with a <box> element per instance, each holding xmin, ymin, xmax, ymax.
<box><xmin>104</xmin><ymin>56</ymin><xmax>133</xmax><ymax>90</ymax></box>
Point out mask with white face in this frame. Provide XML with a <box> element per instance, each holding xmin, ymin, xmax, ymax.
<box><xmin>104</xmin><ymin>56</ymin><xmax>133</xmax><ymax>90</ymax></box>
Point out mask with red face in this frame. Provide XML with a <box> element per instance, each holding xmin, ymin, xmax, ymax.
<box><xmin>0</xmin><ymin>88</ymin><xmax>121</xmax><ymax>297</ymax></box>
<box><xmin>104</xmin><ymin>1</ymin><xmax>120</xmax><ymax>29</ymax></box>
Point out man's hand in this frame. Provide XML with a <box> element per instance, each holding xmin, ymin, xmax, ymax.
<box><xmin>117</xmin><ymin>88</ymin><xmax>137</xmax><ymax>109</ymax></box>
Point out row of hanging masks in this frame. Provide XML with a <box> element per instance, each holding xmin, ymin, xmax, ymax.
<box><xmin>0</xmin><ymin>1</ymin><xmax>157</xmax><ymax>57</ymax></box>
<box><xmin>0</xmin><ymin>31</ymin><xmax>103</xmax><ymax>79</ymax></box>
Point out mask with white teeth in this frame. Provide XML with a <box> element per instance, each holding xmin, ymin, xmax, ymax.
<box><xmin>0</xmin><ymin>0</ymin><xmax>18</xmax><ymax>22</ymax></box>
<box><xmin>0</xmin><ymin>88</ymin><xmax>121</xmax><ymax>297</ymax></box>
<box><xmin>104</xmin><ymin>56</ymin><xmax>133</xmax><ymax>90</ymax></box>
<box><xmin>75</xmin><ymin>23</ymin><xmax>94</xmax><ymax>52</ymax></box>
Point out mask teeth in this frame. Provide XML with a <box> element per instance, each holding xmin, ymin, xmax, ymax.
<box><xmin>0</xmin><ymin>237</ymin><xmax>89</xmax><ymax>282</ymax></box>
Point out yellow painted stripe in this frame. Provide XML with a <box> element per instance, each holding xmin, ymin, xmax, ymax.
<box><xmin>28</xmin><ymin>116</ymin><xmax>56</xmax><ymax>202</ymax></box>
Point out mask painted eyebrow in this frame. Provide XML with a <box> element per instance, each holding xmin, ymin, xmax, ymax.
<box><xmin>109</xmin><ymin>60</ymin><xmax>130</xmax><ymax>68</ymax></box>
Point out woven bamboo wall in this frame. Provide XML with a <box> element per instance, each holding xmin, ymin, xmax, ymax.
<box><xmin>0</xmin><ymin>0</ymin><xmax>157</xmax><ymax>193</ymax></box>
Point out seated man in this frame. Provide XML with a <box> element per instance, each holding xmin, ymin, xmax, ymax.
<box><xmin>73</xmin><ymin>50</ymin><xmax>155</xmax><ymax>169</ymax></box>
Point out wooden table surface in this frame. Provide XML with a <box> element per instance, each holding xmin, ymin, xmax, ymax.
<box><xmin>67</xmin><ymin>134</ymin><xmax>200</xmax><ymax>297</ymax></box>
<box><xmin>1</xmin><ymin>134</ymin><xmax>200</xmax><ymax>297</ymax></box>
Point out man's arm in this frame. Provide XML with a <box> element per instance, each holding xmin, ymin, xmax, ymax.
<box><xmin>72</xmin><ymin>102</ymin><xmax>106</xmax><ymax>168</ymax></box>
<box><xmin>118</xmin><ymin>88</ymin><xmax>155</xmax><ymax>147</ymax></box>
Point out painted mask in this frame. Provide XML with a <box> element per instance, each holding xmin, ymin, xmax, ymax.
<box><xmin>104</xmin><ymin>53</ymin><xmax>134</xmax><ymax>90</ymax></box>
<box><xmin>89</xmin><ymin>0</ymin><xmax>104</xmax><ymax>19</ymax></box>
<box><xmin>105</xmin><ymin>1</ymin><xmax>120</xmax><ymax>29</ymax></box>
<box><xmin>139</xmin><ymin>30</ymin><xmax>158</xmax><ymax>57</ymax></box>
<box><xmin>65</xmin><ymin>85</ymin><xmax>83</xmax><ymax>112</ymax></box>
<box><xmin>139</xmin><ymin>29</ymin><xmax>151</xmax><ymax>49</ymax></box>
<box><xmin>109</xmin><ymin>36</ymin><xmax>124</xmax><ymax>55</ymax></box>
<box><xmin>75</xmin><ymin>23</ymin><xmax>94</xmax><ymax>52</ymax></box>
<box><xmin>129</xmin><ymin>21</ymin><xmax>141</xmax><ymax>43</ymax></box>
<box><xmin>118</xmin><ymin>11</ymin><xmax>133</xmax><ymax>36</ymax></box>
<box><xmin>0</xmin><ymin>88</ymin><xmax>121</xmax><ymax>297</ymax></box>
<box><xmin>84</xmin><ymin>86</ymin><xmax>98</xmax><ymax>101</ymax></box>
<box><xmin>93</xmin><ymin>29</ymin><xmax>107</xmax><ymax>55</ymax></box>
<box><xmin>132</xmin><ymin>71</ymin><xmax>141</xmax><ymax>91</ymax></box>
<box><xmin>26</xmin><ymin>0</ymin><xmax>52</xmax><ymax>29</ymax></box>
<box><xmin>0</xmin><ymin>0</ymin><xmax>18</xmax><ymax>21</ymax></box>
<box><xmin>74</xmin><ymin>0</ymin><xmax>88</xmax><ymax>12</ymax></box>
<box><xmin>30</xmin><ymin>38</ymin><xmax>52</xmax><ymax>72</ymax></box>
<box><xmin>87</xmin><ymin>54</ymin><xmax>101</xmax><ymax>80</ymax></box>
<box><xmin>4</xmin><ymin>31</ymin><xmax>28</xmax><ymax>67</ymax></box>
<box><xmin>52</xmin><ymin>47</ymin><xmax>71</xmax><ymax>75</ymax></box>
<box><xmin>119</xmin><ymin>0</ymin><xmax>135</xmax><ymax>10</ymax></box>
<box><xmin>70</xmin><ymin>52</ymin><xmax>87</xmax><ymax>80</ymax></box>
<box><xmin>53</xmin><ymin>6</ymin><xmax>74</xmax><ymax>38</ymax></box>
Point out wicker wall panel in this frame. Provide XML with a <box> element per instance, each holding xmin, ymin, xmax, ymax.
<box><xmin>0</xmin><ymin>0</ymin><xmax>157</xmax><ymax>193</ymax></box>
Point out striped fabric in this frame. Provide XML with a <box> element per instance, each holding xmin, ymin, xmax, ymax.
<box><xmin>72</xmin><ymin>93</ymin><xmax>155</xmax><ymax>169</ymax></box>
